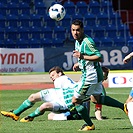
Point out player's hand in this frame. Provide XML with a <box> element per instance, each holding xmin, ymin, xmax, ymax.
<box><xmin>73</xmin><ymin>50</ymin><xmax>83</xmax><ymax>59</ymax></box>
<box><xmin>123</xmin><ymin>55</ymin><xmax>131</xmax><ymax>64</ymax></box>
<box><xmin>73</xmin><ymin>63</ymin><xmax>79</xmax><ymax>72</ymax></box>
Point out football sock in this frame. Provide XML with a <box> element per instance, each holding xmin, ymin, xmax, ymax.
<box><xmin>99</xmin><ymin>96</ymin><xmax>124</xmax><ymax>110</ymax></box>
<box><xmin>75</xmin><ymin>105</ymin><xmax>93</xmax><ymax>126</ymax></box>
<box><xmin>29</xmin><ymin>107</ymin><xmax>43</xmax><ymax>118</ymax></box>
<box><xmin>127</xmin><ymin>102</ymin><xmax>133</xmax><ymax>126</ymax></box>
<box><xmin>13</xmin><ymin>99</ymin><xmax>34</xmax><ymax>115</ymax></box>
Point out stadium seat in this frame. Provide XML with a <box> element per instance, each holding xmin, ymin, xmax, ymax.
<box><xmin>96</xmin><ymin>12</ymin><xmax>109</xmax><ymax>27</ymax></box>
<box><xmin>113</xmin><ymin>36</ymin><xmax>126</xmax><ymax>46</ymax></box>
<box><xmin>63</xmin><ymin>1</ymin><xmax>76</xmax><ymax>15</ymax></box>
<box><xmin>35</xmin><ymin>1</ymin><xmax>47</xmax><ymax>16</ymax></box>
<box><xmin>41</xmin><ymin>26</ymin><xmax>53</xmax><ymax>39</ymax></box>
<box><xmin>60</xmin><ymin>14</ymin><xmax>71</xmax><ymax>29</ymax></box>
<box><xmin>4</xmin><ymin>38</ymin><xmax>16</xmax><ymax>48</ymax></box>
<box><xmin>89</xmin><ymin>0</ymin><xmax>100</xmax><ymax>15</ymax></box>
<box><xmin>28</xmin><ymin>38</ymin><xmax>41</xmax><ymax>48</ymax></box>
<box><xmin>0</xmin><ymin>14</ymin><xmax>6</xmax><ymax>28</ymax></box>
<box><xmin>6</xmin><ymin>2</ymin><xmax>19</xmax><ymax>15</ymax></box>
<box><xmin>0</xmin><ymin>40</ymin><xmax>4</xmax><ymax>48</ymax></box>
<box><xmin>40</xmin><ymin>38</ymin><xmax>53</xmax><ymax>47</ymax></box>
<box><xmin>5</xmin><ymin>26</ymin><xmax>18</xmax><ymax>40</ymax></box>
<box><xmin>92</xmin><ymin>37</ymin><xmax>101</xmax><ymax>47</ymax></box>
<box><xmin>18</xmin><ymin>2</ymin><xmax>31</xmax><ymax>15</ymax></box>
<box><xmin>0</xmin><ymin>26</ymin><xmax>5</xmax><ymax>41</ymax></box>
<box><xmin>105</xmin><ymin>24</ymin><xmax>118</xmax><ymax>38</ymax></box>
<box><xmin>0</xmin><ymin>2</ymin><xmax>7</xmax><ymax>16</ymax></box>
<box><xmin>52</xmin><ymin>38</ymin><xmax>64</xmax><ymax>47</ymax></box>
<box><xmin>71</xmin><ymin>13</ymin><xmax>84</xmax><ymax>22</ymax></box>
<box><xmin>29</xmin><ymin>14</ymin><xmax>42</xmax><ymax>27</ymax></box>
<box><xmin>84</xmin><ymin>25</ymin><xmax>93</xmax><ymax>37</ymax></box>
<box><xmin>100</xmin><ymin>36</ymin><xmax>113</xmax><ymax>46</ymax></box>
<box><xmin>76</xmin><ymin>1</ymin><xmax>89</xmax><ymax>15</ymax></box>
<box><xmin>16</xmin><ymin>38</ymin><xmax>29</xmax><ymax>48</ymax></box>
<box><xmin>17</xmin><ymin>26</ymin><xmax>30</xmax><ymax>40</ymax></box>
<box><xmin>18</xmin><ymin>14</ymin><xmax>31</xmax><ymax>27</ymax></box>
<box><xmin>128</xmin><ymin>39</ymin><xmax>133</xmax><ymax>46</ymax></box>
<box><xmin>6</xmin><ymin>14</ymin><xmax>18</xmax><ymax>27</ymax></box>
<box><xmin>53</xmin><ymin>25</ymin><xmax>66</xmax><ymax>40</ymax></box>
<box><xmin>84</xmin><ymin>12</ymin><xmax>96</xmax><ymax>26</ymax></box>
<box><xmin>29</xmin><ymin>26</ymin><xmax>42</xmax><ymax>40</ymax></box>
<box><xmin>92</xmin><ymin>24</ymin><xmax>105</xmax><ymax>38</ymax></box>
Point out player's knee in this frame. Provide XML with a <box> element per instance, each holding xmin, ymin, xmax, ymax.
<box><xmin>90</xmin><ymin>95</ymin><xmax>101</xmax><ymax>104</ymax></box>
<box><xmin>28</xmin><ymin>93</ymin><xmax>36</xmax><ymax>102</ymax></box>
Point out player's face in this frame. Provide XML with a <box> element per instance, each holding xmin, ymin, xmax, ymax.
<box><xmin>49</xmin><ymin>70</ymin><xmax>61</xmax><ymax>82</ymax></box>
<box><xmin>71</xmin><ymin>24</ymin><xmax>84</xmax><ymax>41</ymax></box>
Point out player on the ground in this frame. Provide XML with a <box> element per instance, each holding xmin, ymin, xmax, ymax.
<box><xmin>1</xmin><ymin>66</ymin><xmax>81</xmax><ymax>122</ymax></box>
<box><xmin>123</xmin><ymin>52</ymin><xmax>133</xmax><ymax>126</ymax></box>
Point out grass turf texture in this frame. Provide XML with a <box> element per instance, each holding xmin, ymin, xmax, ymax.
<box><xmin>0</xmin><ymin>88</ymin><xmax>133</xmax><ymax>133</ymax></box>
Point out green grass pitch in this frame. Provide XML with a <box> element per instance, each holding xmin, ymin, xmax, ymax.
<box><xmin>0</xmin><ymin>88</ymin><xmax>133</xmax><ymax>133</ymax></box>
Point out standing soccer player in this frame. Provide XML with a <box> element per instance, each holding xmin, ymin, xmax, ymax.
<box><xmin>123</xmin><ymin>52</ymin><xmax>133</xmax><ymax>126</ymax></box>
<box><xmin>70</xmin><ymin>19</ymin><xmax>128</xmax><ymax>131</ymax></box>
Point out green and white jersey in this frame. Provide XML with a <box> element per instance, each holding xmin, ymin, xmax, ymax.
<box><xmin>75</xmin><ymin>34</ymin><xmax>103</xmax><ymax>84</ymax></box>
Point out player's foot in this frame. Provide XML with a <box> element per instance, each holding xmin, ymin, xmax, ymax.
<box><xmin>1</xmin><ymin>111</ymin><xmax>19</xmax><ymax>121</ymax></box>
<box><xmin>124</xmin><ymin>103</ymin><xmax>128</xmax><ymax>115</ymax></box>
<box><xmin>20</xmin><ymin>116</ymin><xmax>34</xmax><ymax>122</ymax></box>
<box><xmin>78</xmin><ymin>124</ymin><xmax>95</xmax><ymax>131</ymax></box>
<box><xmin>95</xmin><ymin>110</ymin><xmax>102</xmax><ymax>120</ymax></box>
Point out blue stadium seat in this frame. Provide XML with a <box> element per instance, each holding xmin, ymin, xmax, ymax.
<box><xmin>84</xmin><ymin>12</ymin><xmax>96</xmax><ymax>26</ymax></box>
<box><xmin>17</xmin><ymin>26</ymin><xmax>30</xmax><ymax>40</ymax></box>
<box><xmin>128</xmin><ymin>39</ymin><xmax>133</xmax><ymax>46</ymax></box>
<box><xmin>101</xmin><ymin>36</ymin><xmax>113</xmax><ymax>46</ymax></box>
<box><xmin>76</xmin><ymin>1</ymin><xmax>88</xmax><ymax>15</ymax></box>
<box><xmin>92</xmin><ymin>24</ymin><xmax>105</xmax><ymax>38</ymax></box>
<box><xmin>0</xmin><ymin>14</ymin><xmax>6</xmax><ymax>28</ymax></box>
<box><xmin>52</xmin><ymin>38</ymin><xmax>64</xmax><ymax>47</ymax></box>
<box><xmin>92</xmin><ymin>37</ymin><xmax>101</xmax><ymax>47</ymax></box>
<box><xmin>16</xmin><ymin>38</ymin><xmax>29</xmax><ymax>48</ymax></box>
<box><xmin>0</xmin><ymin>2</ymin><xmax>8</xmax><ymax>16</ymax></box>
<box><xmin>18</xmin><ymin>14</ymin><xmax>31</xmax><ymax>27</ymax></box>
<box><xmin>0</xmin><ymin>27</ymin><xmax>5</xmax><ymax>40</ymax></box>
<box><xmin>6</xmin><ymin>2</ymin><xmax>19</xmax><ymax>15</ymax></box>
<box><xmin>84</xmin><ymin>25</ymin><xmax>93</xmax><ymax>37</ymax></box>
<box><xmin>40</xmin><ymin>38</ymin><xmax>53</xmax><ymax>47</ymax></box>
<box><xmin>41</xmin><ymin>26</ymin><xmax>53</xmax><ymax>39</ymax></box>
<box><xmin>29</xmin><ymin>26</ymin><xmax>42</xmax><ymax>39</ymax></box>
<box><xmin>6</xmin><ymin>14</ymin><xmax>18</xmax><ymax>27</ymax></box>
<box><xmin>71</xmin><ymin>13</ymin><xmax>84</xmax><ymax>22</ymax></box>
<box><xmin>0</xmin><ymin>40</ymin><xmax>4</xmax><ymax>48</ymax></box>
<box><xmin>28</xmin><ymin>38</ymin><xmax>41</xmax><ymax>48</ymax></box>
<box><xmin>105</xmin><ymin>24</ymin><xmax>118</xmax><ymax>38</ymax></box>
<box><xmin>96</xmin><ymin>12</ymin><xmax>109</xmax><ymax>27</ymax></box>
<box><xmin>30</xmin><ymin>14</ymin><xmax>42</xmax><ymax>27</ymax></box>
<box><xmin>89</xmin><ymin>0</ymin><xmax>100</xmax><ymax>15</ymax></box>
<box><xmin>5</xmin><ymin>26</ymin><xmax>18</xmax><ymax>40</ymax></box>
<box><xmin>4</xmin><ymin>38</ymin><xmax>16</xmax><ymax>48</ymax></box>
<box><xmin>60</xmin><ymin>14</ymin><xmax>71</xmax><ymax>29</ymax></box>
<box><xmin>35</xmin><ymin>1</ymin><xmax>47</xmax><ymax>16</ymax></box>
<box><xmin>53</xmin><ymin>25</ymin><xmax>66</xmax><ymax>40</ymax></box>
<box><xmin>18</xmin><ymin>2</ymin><xmax>31</xmax><ymax>15</ymax></box>
<box><xmin>113</xmin><ymin>36</ymin><xmax>126</xmax><ymax>46</ymax></box>
<box><xmin>63</xmin><ymin>1</ymin><xmax>76</xmax><ymax>15</ymax></box>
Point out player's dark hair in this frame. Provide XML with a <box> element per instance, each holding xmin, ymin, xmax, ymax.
<box><xmin>49</xmin><ymin>66</ymin><xmax>65</xmax><ymax>75</ymax></box>
<box><xmin>71</xmin><ymin>19</ymin><xmax>83</xmax><ymax>28</ymax></box>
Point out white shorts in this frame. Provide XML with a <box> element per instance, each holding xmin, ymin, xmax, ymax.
<box><xmin>74</xmin><ymin>81</ymin><xmax>103</xmax><ymax>99</ymax></box>
<box><xmin>40</xmin><ymin>88</ymin><xmax>68</xmax><ymax>112</ymax></box>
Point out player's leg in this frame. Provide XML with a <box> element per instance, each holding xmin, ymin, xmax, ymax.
<box><xmin>1</xmin><ymin>91</ymin><xmax>41</xmax><ymax>121</ymax></box>
<box><xmin>127</xmin><ymin>102</ymin><xmax>133</xmax><ymax>126</ymax></box>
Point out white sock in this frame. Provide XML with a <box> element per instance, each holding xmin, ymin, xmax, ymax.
<box><xmin>127</xmin><ymin>102</ymin><xmax>133</xmax><ymax>126</ymax></box>
<box><xmin>53</xmin><ymin>113</ymin><xmax>67</xmax><ymax>120</ymax></box>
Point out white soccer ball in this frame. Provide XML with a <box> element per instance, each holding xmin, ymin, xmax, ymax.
<box><xmin>48</xmin><ymin>4</ymin><xmax>66</xmax><ymax>21</ymax></box>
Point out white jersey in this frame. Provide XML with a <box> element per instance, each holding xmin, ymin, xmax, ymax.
<box><xmin>40</xmin><ymin>75</ymin><xmax>76</xmax><ymax>111</ymax></box>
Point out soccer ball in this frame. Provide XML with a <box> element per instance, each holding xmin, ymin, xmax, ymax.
<box><xmin>48</xmin><ymin>4</ymin><xmax>66</xmax><ymax>21</ymax></box>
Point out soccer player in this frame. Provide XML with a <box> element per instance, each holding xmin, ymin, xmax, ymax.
<box><xmin>70</xmin><ymin>19</ymin><xmax>128</xmax><ymax>131</ymax></box>
<box><xmin>123</xmin><ymin>52</ymin><xmax>133</xmax><ymax>126</ymax></box>
<box><xmin>1</xmin><ymin>66</ymin><xmax>80</xmax><ymax>122</ymax></box>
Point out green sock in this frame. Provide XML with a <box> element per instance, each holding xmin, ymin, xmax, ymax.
<box><xmin>99</xmin><ymin>96</ymin><xmax>124</xmax><ymax>110</ymax></box>
<box><xmin>28</xmin><ymin>107</ymin><xmax>43</xmax><ymax>118</ymax></box>
<box><xmin>75</xmin><ymin>105</ymin><xmax>93</xmax><ymax>126</ymax></box>
<box><xmin>13</xmin><ymin>99</ymin><xmax>34</xmax><ymax>116</ymax></box>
